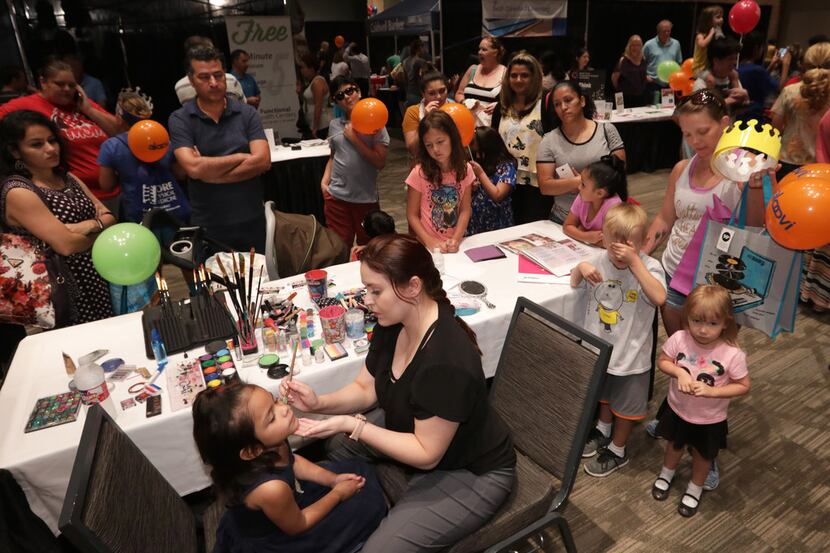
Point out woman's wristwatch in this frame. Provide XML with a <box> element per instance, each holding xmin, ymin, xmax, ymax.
<box><xmin>349</xmin><ymin>414</ymin><xmax>368</xmax><ymax>441</ymax></box>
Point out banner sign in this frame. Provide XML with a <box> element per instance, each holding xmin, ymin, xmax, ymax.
<box><xmin>225</xmin><ymin>16</ymin><xmax>298</xmax><ymax>140</ymax></box>
<box><xmin>482</xmin><ymin>0</ymin><xmax>568</xmax><ymax>37</ymax></box>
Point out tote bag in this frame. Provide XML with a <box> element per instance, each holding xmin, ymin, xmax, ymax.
<box><xmin>693</xmin><ymin>180</ymin><xmax>801</xmax><ymax>337</ymax></box>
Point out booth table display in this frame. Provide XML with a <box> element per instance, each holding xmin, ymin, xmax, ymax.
<box><xmin>603</xmin><ymin>106</ymin><xmax>682</xmax><ymax>174</ymax></box>
<box><xmin>264</xmin><ymin>139</ymin><xmax>331</xmax><ymax>223</ymax></box>
<box><xmin>0</xmin><ymin>221</ymin><xmax>599</xmax><ymax>534</ymax></box>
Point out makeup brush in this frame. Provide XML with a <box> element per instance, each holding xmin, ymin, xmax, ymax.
<box><xmin>238</xmin><ymin>253</ymin><xmax>247</xmax><ymax>318</ymax></box>
<box><xmin>247</xmin><ymin>247</ymin><xmax>255</xmax><ymax>318</ymax></box>
<box><xmin>281</xmin><ymin>340</ymin><xmax>300</xmax><ymax>404</ymax></box>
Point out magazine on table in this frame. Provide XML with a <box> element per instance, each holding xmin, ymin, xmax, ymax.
<box><xmin>498</xmin><ymin>234</ymin><xmax>593</xmax><ymax>277</ymax></box>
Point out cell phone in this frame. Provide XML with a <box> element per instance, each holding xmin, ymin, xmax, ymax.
<box><xmin>145</xmin><ymin>395</ymin><xmax>162</xmax><ymax>417</ymax></box>
<box><xmin>778</xmin><ymin>47</ymin><xmax>788</xmax><ymax>58</ymax></box>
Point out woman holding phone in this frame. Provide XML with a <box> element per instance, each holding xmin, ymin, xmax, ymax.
<box><xmin>0</xmin><ymin>59</ymin><xmax>123</xmax><ymax>212</ymax></box>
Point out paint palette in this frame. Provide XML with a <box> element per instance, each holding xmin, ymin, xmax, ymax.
<box><xmin>197</xmin><ymin>348</ymin><xmax>239</xmax><ymax>392</ymax></box>
<box><xmin>24</xmin><ymin>391</ymin><xmax>82</xmax><ymax>433</ymax></box>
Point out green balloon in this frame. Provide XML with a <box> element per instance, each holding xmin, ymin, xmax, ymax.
<box><xmin>92</xmin><ymin>223</ymin><xmax>161</xmax><ymax>286</ymax></box>
<box><xmin>657</xmin><ymin>60</ymin><xmax>682</xmax><ymax>83</ymax></box>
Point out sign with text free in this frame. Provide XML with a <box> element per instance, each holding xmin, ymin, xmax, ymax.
<box><xmin>225</xmin><ymin>16</ymin><xmax>298</xmax><ymax>140</ymax></box>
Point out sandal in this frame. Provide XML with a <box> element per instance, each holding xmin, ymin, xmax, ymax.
<box><xmin>651</xmin><ymin>477</ymin><xmax>672</xmax><ymax>501</ymax></box>
<box><xmin>677</xmin><ymin>493</ymin><xmax>700</xmax><ymax>517</ymax></box>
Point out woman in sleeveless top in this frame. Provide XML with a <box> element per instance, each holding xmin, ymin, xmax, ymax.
<box><xmin>455</xmin><ymin>37</ymin><xmax>507</xmax><ymax>127</ymax></box>
<box><xmin>0</xmin><ymin>110</ymin><xmax>114</xmax><ymax>325</ymax></box>
<box><xmin>644</xmin><ymin>90</ymin><xmax>769</xmax><ymax>336</ymax></box>
<box><xmin>299</xmin><ymin>53</ymin><xmax>332</xmax><ymax>139</ymax></box>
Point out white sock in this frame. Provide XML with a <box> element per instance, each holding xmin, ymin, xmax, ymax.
<box><xmin>682</xmin><ymin>482</ymin><xmax>703</xmax><ymax>508</ymax></box>
<box><xmin>607</xmin><ymin>441</ymin><xmax>626</xmax><ymax>457</ymax></box>
<box><xmin>596</xmin><ymin>420</ymin><xmax>612</xmax><ymax>438</ymax></box>
<box><xmin>655</xmin><ymin>466</ymin><xmax>675</xmax><ymax>491</ymax></box>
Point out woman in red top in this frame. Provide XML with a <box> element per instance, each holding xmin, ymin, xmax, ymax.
<box><xmin>0</xmin><ymin>59</ymin><xmax>123</xmax><ymax>211</ymax></box>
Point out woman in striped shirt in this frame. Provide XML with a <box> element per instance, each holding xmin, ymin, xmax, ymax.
<box><xmin>455</xmin><ymin>37</ymin><xmax>507</xmax><ymax>127</ymax></box>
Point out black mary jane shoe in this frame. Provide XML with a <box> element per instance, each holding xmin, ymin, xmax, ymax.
<box><xmin>677</xmin><ymin>493</ymin><xmax>700</xmax><ymax>517</ymax></box>
<box><xmin>651</xmin><ymin>477</ymin><xmax>672</xmax><ymax>501</ymax></box>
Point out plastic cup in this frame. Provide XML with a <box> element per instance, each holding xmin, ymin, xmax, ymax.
<box><xmin>319</xmin><ymin>305</ymin><xmax>347</xmax><ymax>344</ymax></box>
<box><xmin>345</xmin><ymin>309</ymin><xmax>365</xmax><ymax>339</ymax></box>
<box><xmin>305</xmin><ymin>269</ymin><xmax>328</xmax><ymax>302</ymax></box>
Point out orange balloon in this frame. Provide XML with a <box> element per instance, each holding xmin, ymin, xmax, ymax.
<box><xmin>351</xmin><ymin>98</ymin><xmax>388</xmax><ymax>134</ymax></box>
<box><xmin>681</xmin><ymin>80</ymin><xmax>694</xmax><ymax>97</ymax></box>
<box><xmin>668</xmin><ymin>71</ymin><xmax>689</xmax><ymax>92</ymax></box>
<box><xmin>779</xmin><ymin>163</ymin><xmax>830</xmax><ymax>189</ymax></box>
<box><xmin>682</xmin><ymin>58</ymin><xmax>694</xmax><ymax>77</ymax></box>
<box><xmin>438</xmin><ymin>102</ymin><xmax>475</xmax><ymax>146</ymax></box>
<box><xmin>766</xmin><ymin>176</ymin><xmax>830</xmax><ymax>250</ymax></box>
<box><xmin>334</xmin><ymin>35</ymin><xmax>345</xmax><ymax>48</ymax></box>
<box><xmin>127</xmin><ymin>120</ymin><xmax>169</xmax><ymax>163</ymax></box>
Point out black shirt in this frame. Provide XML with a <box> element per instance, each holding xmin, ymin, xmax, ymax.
<box><xmin>366</xmin><ymin>302</ymin><xmax>516</xmax><ymax>474</ymax></box>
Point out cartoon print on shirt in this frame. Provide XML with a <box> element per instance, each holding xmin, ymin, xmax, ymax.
<box><xmin>593</xmin><ymin>280</ymin><xmax>640</xmax><ymax>333</ymax></box>
<box><xmin>429</xmin><ymin>184</ymin><xmax>460</xmax><ymax>232</ymax></box>
<box><xmin>594</xmin><ymin>280</ymin><xmax>624</xmax><ymax>332</ymax></box>
<box><xmin>675</xmin><ymin>352</ymin><xmax>725</xmax><ymax>386</ymax></box>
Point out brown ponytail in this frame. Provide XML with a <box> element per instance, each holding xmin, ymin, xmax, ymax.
<box><xmin>360</xmin><ymin>234</ymin><xmax>482</xmax><ymax>355</ymax></box>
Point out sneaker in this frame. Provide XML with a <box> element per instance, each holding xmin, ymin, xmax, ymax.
<box><xmin>703</xmin><ymin>459</ymin><xmax>720</xmax><ymax>491</ymax></box>
<box><xmin>584</xmin><ymin>447</ymin><xmax>630</xmax><ymax>477</ymax></box>
<box><xmin>645</xmin><ymin>419</ymin><xmax>659</xmax><ymax>439</ymax></box>
<box><xmin>582</xmin><ymin>428</ymin><xmax>610</xmax><ymax>458</ymax></box>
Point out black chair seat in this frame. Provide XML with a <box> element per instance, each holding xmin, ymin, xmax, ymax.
<box><xmin>448</xmin><ymin>452</ymin><xmax>557</xmax><ymax>553</ymax></box>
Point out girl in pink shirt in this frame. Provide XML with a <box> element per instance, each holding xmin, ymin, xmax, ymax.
<box><xmin>562</xmin><ymin>155</ymin><xmax>626</xmax><ymax>247</ymax></box>
<box><xmin>406</xmin><ymin>111</ymin><xmax>473</xmax><ymax>253</ymax></box>
<box><xmin>651</xmin><ymin>285</ymin><xmax>750</xmax><ymax>517</ymax></box>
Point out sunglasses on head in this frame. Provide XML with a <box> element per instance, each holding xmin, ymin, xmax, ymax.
<box><xmin>334</xmin><ymin>86</ymin><xmax>359</xmax><ymax>101</ymax></box>
<box><xmin>677</xmin><ymin>89</ymin><xmax>725</xmax><ymax>109</ymax></box>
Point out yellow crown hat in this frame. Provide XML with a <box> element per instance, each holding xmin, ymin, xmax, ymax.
<box><xmin>711</xmin><ymin>119</ymin><xmax>782</xmax><ymax>182</ymax></box>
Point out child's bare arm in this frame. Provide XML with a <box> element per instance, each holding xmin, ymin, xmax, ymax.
<box><xmin>449</xmin><ymin>185</ymin><xmax>472</xmax><ymax>248</ymax></box>
<box><xmin>692</xmin><ymin>374</ymin><xmax>750</xmax><ymax>398</ymax></box>
<box><xmin>249</xmin><ymin>477</ymin><xmax>361</xmax><ymax>536</ymax></box>
<box><xmin>563</xmin><ymin>211</ymin><xmax>604</xmax><ymax>246</ymax></box>
<box><xmin>406</xmin><ymin>187</ymin><xmax>443</xmax><ymax>251</ymax></box>
<box><xmin>292</xmin><ymin>453</ymin><xmax>337</xmax><ymax>487</ymax></box>
<box><xmin>628</xmin><ymin>255</ymin><xmax>667</xmax><ymax>306</ymax></box>
<box><xmin>570</xmin><ymin>261</ymin><xmax>602</xmax><ymax>288</ymax></box>
<box><xmin>658</xmin><ymin>352</ymin><xmax>695</xmax><ymax>394</ymax></box>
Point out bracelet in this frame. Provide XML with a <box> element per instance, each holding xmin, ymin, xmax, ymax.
<box><xmin>94</xmin><ymin>218</ymin><xmax>104</xmax><ymax>232</ymax></box>
<box><xmin>348</xmin><ymin>414</ymin><xmax>367</xmax><ymax>442</ymax></box>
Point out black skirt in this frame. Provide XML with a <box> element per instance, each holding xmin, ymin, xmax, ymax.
<box><xmin>656</xmin><ymin>402</ymin><xmax>728</xmax><ymax>461</ymax></box>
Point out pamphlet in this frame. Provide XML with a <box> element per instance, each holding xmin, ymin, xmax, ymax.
<box><xmin>498</xmin><ymin>234</ymin><xmax>593</xmax><ymax>277</ymax></box>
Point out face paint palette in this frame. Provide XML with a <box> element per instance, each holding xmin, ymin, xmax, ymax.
<box><xmin>24</xmin><ymin>392</ymin><xmax>82</xmax><ymax>433</ymax></box>
<box><xmin>195</xmin><ymin>348</ymin><xmax>239</xmax><ymax>394</ymax></box>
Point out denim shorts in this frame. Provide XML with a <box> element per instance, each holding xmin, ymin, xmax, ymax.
<box><xmin>664</xmin><ymin>270</ymin><xmax>688</xmax><ymax>309</ymax></box>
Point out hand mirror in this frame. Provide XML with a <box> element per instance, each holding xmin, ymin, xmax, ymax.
<box><xmin>459</xmin><ymin>280</ymin><xmax>495</xmax><ymax>309</ymax></box>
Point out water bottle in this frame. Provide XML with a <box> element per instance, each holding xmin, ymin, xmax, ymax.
<box><xmin>150</xmin><ymin>328</ymin><xmax>167</xmax><ymax>364</ymax></box>
<box><xmin>431</xmin><ymin>247</ymin><xmax>445</xmax><ymax>274</ymax></box>
<box><xmin>75</xmin><ymin>359</ymin><xmax>109</xmax><ymax>405</ymax></box>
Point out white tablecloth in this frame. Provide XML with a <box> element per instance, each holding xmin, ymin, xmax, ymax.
<box><xmin>604</xmin><ymin>105</ymin><xmax>674</xmax><ymax>124</ymax></box>
<box><xmin>0</xmin><ymin>221</ymin><xmax>593</xmax><ymax>533</ymax></box>
<box><xmin>269</xmin><ymin>139</ymin><xmax>330</xmax><ymax>163</ymax></box>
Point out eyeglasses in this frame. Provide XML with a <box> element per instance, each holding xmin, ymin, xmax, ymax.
<box><xmin>194</xmin><ymin>72</ymin><xmax>226</xmax><ymax>83</ymax></box>
<box><xmin>334</xmin><ymin>86</ymin><xmax>359</xmax><ymax>101</ymax></box>
<box><xmin>677</xmin><ymin>89</ymin><xmax>725</xmax><ymax>109</ymax></box>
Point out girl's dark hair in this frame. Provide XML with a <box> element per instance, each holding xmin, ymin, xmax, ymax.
<box><xmin>416</xmin><ymin>110</ymin><xmax>468</xmax><ymax>187</ymax></box>
<box><xmin>329</xmin><ymin>75</ymin><xmax>358</xmax><ymax>97</ymax></box>
<box><xmin>697</xmin><ymin>6</ymin><xmax>723</xmax><ymax>34</ymax></box>
<box><xmin>192</xmin><ymin>383</ymin><xmax>282</xmax><ymax>503</ymax></box>
<box><xmin>586</xmin><ymin>154</ymin><xmax>628</xmax><ymax>202</ymax></box>
<box><xmin>360</xmin><ymin>234</ymin><xmax>481</xmax><ymax>355</ymax></box>
<box><xmin>363</xmin><ymin>209</ymin><xmax>396</xmax><ymax>238</ymax></box>
<box><xmin>549</xmin><ymin>80</ymin><xmax>596</xmax><ymax>127</ymax></box>
<box><xmin>473</xmin><ymin>126</ymin><xmax>516</xmax><ymax>176</ymax></box>
<box><xmin>419</xmin><ymin>70</ymin><xmax>448</xmax><ymax>93</ymax></box>
<box><xmin>0</xmin><ymin>110</ymin><xmax>67</xmax><ymax>178</ymax></box>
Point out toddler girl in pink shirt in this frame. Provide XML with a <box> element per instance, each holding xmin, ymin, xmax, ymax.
<box><xmin>651</xmin><ymin>284</ymin><xmax>750</xmax><ymax>517</ymax></box>
<box><xmin>562</xmin><ymin>155</ymin><xmax>626</xmax><ymax>247</ymax></box>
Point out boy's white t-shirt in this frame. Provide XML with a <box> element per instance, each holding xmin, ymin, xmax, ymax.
<box><xmin>578</xmin><ymin>252</ymin><xmax>666</xmax><ymax>376</ymax></box>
